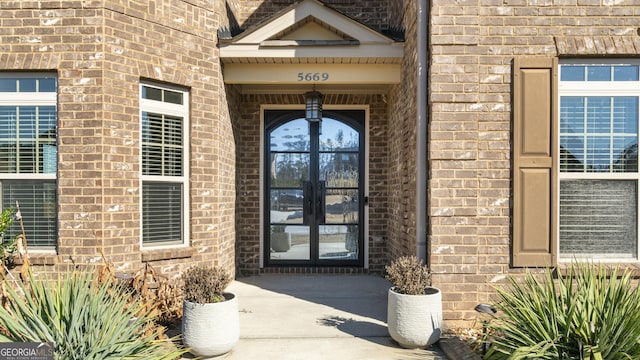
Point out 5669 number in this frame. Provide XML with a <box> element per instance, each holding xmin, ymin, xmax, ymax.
<box><xmin>297</xmin><ymin>72</ymin><xmax>329</xmax><ymax>81</ymax></box>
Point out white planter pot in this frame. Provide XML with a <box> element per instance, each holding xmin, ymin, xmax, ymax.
<box><xmin>182</xmin><ymin>293</ymin><xmax>239</xmax><ymax>358</ymax></box>
<box><xmin>387</xmin><ymin>287</ymin><xmax>442</xmax><ymax>348</ymax></box>
<box><xmin>271</xmin><ymin>232</ymin><xmax>291</xmax><ymax>252</ymax></box>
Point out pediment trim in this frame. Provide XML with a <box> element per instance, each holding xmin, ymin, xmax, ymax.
<box><xmin>220</xmin><ymin>0</ymin><xmax>403</xmax><ymax>64</ymax></box>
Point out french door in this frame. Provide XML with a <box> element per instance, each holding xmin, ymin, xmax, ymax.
<box><xmin>264</xmin><ymin>110</ymin><xmax>365</xmax><ymax>266</ymax></box>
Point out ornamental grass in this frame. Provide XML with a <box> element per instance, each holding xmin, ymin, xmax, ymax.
<box><xmin>0</xmin><ymin>270</ymin><xmax>186</xmax><ymax>360</ymax></box>
<box><xmin>485</xmin><ymin>261</ymin><xmax>640</xmax><ymax>360</ymax></box>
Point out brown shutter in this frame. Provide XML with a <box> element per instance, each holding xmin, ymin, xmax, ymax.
<box><xmin>512</xmin><ymin>57</ymin><xmax>558</xmax><ymax>267</ymax></box>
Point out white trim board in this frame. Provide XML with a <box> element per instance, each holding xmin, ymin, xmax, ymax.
<box><xmin>223</xmin><ymin>63</ymin><xmax>401</xmax><ymax>84</ymax></box>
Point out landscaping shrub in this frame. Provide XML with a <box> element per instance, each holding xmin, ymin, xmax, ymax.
<box><xmin>181</xmin><ymin>265</ymin><xmax>232</xmax><ymax>304</ymax></box>
<box><xmin>485</xmin><ymin>262</ymin><xmax>640</xmax><ymax>360</ymax></box>
<box><xmin>0</xmin><ymin>270</ymin><xmax>186</xmax><ymax>360</ymax></box>
<box><xmin>385</xmin><ymin>255</ymin><xmax>432</xmax><ymax>295</ymax></box>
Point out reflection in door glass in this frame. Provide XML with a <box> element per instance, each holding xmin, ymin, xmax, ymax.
<box><xmin>319</xmin><ymin>225</ymin><xmax>358</xmax><ymax>260</ymax></box>
<box><xmin>320</xmin><ymin>119</ymin><xmax>359</xmax><ymax>151</ymax></box>
<box><xmin>270</xmin><ymin>119</ymin><xmax>309</xmax><ymax>151</ymax></box>
<box><xmin>320</xmin><ymin>153</ymin><xmax>358</xmax><ymax>186</ymax></box>
<box><xmin>270</xmin><ymin>153</ymin><xmax>309</xmax><ymax>186</ymax></box>
<box><xmin>269</xmin><ymin>225</ymin><xmax>310</xmax><ymax>260</ymax></box>
<box><xmin>270</xmin><ymin>189</ymin><xmax>304</xmax><ymax>223</ymax></box>
<box><xmin>324</xmin><ymin>189</ymin><xmax>358</xmax><ymax>224</ymax></box>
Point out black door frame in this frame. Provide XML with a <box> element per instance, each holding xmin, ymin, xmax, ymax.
<box><xmin>263</xmin><ymin>109</ymin><xmax>366</xmax><ymax>267</ymax></box>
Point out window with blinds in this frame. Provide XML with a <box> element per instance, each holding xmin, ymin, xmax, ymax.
<box><xmin>142</xmin><ymin>182</ymin><xmax>183</xmax><ymax>244</ymax></box>
<box><xmin>560</xmin><ymin>180</ymin><xmax>637</xmax><ymax>259</ymax></box>
<box><xmin>559</xmin><ymin>62</ymin><xmax>640</xmax><ymax>260</ymax></box>
<box><xmin>1</xmin><ymin>181</ymin><xmax>57</xmax><ymax>248</ymax></box>
<box><xmin>560</xmin><ymin>97</ymin><xmax>638</xmax><ymax>172</ymax></box>
<box><xmin>142</xmin><ymin>112</ymin><xmax>183</xmax><ymax>177</ymax></box>
<box><xmin>0</xmin><ymin>74</ymin><xmax>57</xmax><ymax>249</ymax></box>
<box><xmin>140</xmin><ymin>83</ymin><xmax>189</xmax><ymax>246</ymax></box>
<box><xmin>0</xmin><ymin>106</ymin><xmax>57</xmax><ymax>174</ymax></box>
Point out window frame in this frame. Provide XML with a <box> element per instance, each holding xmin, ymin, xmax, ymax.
<box><xmin>0</xmin><ymin>72</ymin><xmax>58</xmax><ymax>250</ymax></box>
<box><xmin>139</xmin><ymin>81</ymin><xmax>190</xmax><ymax>248</ymax></box>
<box><xmin>558</xmin><ymin>59</ymin><xmax>640</xmax><ymax>262</ymax></box>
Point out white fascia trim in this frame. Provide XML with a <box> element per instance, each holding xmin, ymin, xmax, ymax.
<box><xmin>220</xmin><ymin>43</ymin><xmax>403</xmax><ymax>59</ymax></box>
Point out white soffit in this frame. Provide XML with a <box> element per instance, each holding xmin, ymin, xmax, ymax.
<box><xmin>220</xmin><ymin>0</ymin><xmax>403</xmax><ymax>85</ymax></box>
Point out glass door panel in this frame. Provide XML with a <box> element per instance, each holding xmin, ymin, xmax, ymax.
<box><xmin>265</xmin><ymin>110</ymin><xmax>364</xmax><ymax>266</ymax></box>
<box><xmin>268</xmin><ymin>118</ymin><xmax>310</xmax><ymax>261</ymax></box>
<box><xmin>319</xmin><ymin>118</ymin><xmax>360</xmax><ymax>261</ymax></box>
<box><xmin>319</xmin><ymin>224</ymin><xmax>359</xmax><ymax>260</ymax></box>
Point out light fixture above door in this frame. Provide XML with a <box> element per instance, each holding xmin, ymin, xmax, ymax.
<box><xmin>305</xmin><ymin>90</ymin><xmax>323</xmax><ymax>122</ymax></box>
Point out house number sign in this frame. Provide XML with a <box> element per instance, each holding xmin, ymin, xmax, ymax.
<box><xmin>297</xmin><ymin>72</ymin><xmax>330</xmax><ymax>82</ymax></box>
<box><xmin>222</xmin><ymin>63</ymin><xmax>400</xmax><ymax>84</ymax></box>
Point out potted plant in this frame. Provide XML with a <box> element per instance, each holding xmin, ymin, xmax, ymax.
<box><xmin>181</xmin><ymin>265</ymin><xmax>239</xmax><ymax>357</ymax></box>
<box><xmin>385</xmin><ymin>255</ymin><xmax>442</xmax><ymax>348</ymax></box>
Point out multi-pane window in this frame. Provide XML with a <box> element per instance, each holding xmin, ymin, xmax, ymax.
<box><xmin>559</xmin><ymin>61</ymin><xmax>640</xmax><ymax>260</ymax></box>
<box><xmin>0</xmin><ymin>74</ymin><xmax>57</xmax><ymax>248</ymax></box>
<box><xmin>140</xmin><ymin>82</ymin><xmax>189</xmax><ymax>246</ymax></box>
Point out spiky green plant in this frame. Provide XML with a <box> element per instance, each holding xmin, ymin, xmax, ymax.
<box><xmin>485</xmin><ymin>262</ymin><xmax>640</xmax><ymax>360</ymax></box>
<box><xmin>0</xmin><ymin>270</ymin><xmax>187</xmax><ymax>360</ymax></box>
<box><xmin>0</xmin><ymin>208</ymin><xmax>17</xmax><ymax>267</ymax></box>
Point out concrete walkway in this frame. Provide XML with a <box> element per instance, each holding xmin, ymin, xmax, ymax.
<box><xmin>208</xmin><ymin>274</ymin><xmax>448</xmax><ymax>360</ymax></box>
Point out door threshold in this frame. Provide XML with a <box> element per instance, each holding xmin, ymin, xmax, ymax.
<box><xmin>260</xmin><ymin>267</ymin><xmax>370</xmax><ymax>275</ymax></box>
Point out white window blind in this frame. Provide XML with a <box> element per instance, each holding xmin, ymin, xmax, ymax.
<box><xmin>142</xmin><ymin>182</ymin><xmax>183</xmax><ymax>244</ymax></box>
<box><xmin>142</xmin><ymin>112</ymin><xmax>183</xmax><ymax>176</ymax></box>
<box><xmin>560</xmin><ymin>180</ymin><xmax>637</xmax><ymax>259</ymax></box>
<box><xmin>560</xmin><ymin>97</ymin><xmax>638</xmax><ymax>173</ymax></box>
<box><xmin>0</xmin><ymin>106</ymin><xmax>57</xmax><ymax>174</ymax></box>
<box><xmin>1</xmin><ymin>181</ymin><xmax>57</xmax><ymax>248</ymax></box>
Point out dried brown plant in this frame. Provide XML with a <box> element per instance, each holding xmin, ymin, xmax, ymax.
<box><xmin>181</xmin><ymin>265</ymin><xmax>231</xmax><ymax>304</ymax></box>
<box><xmin>385</xmin><ymin>255</ymin><xmax>432</xmax><ymax>295</ymax></box>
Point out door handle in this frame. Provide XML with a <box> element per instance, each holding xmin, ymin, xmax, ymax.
<box><xmin>317</xmin><ymin>181</ymin><xmax>326</xmax><ymax>224</ymax></box>
<box><xmin>303</xmin><ymin>181</ymin><xmax>313</xmax><ymax>225</ymax></box>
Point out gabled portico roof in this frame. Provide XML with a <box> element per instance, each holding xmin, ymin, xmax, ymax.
<box><xmin>220</xmin><ymin>0</ymin><xmax>404</xmax><ymax>86</ymax></box>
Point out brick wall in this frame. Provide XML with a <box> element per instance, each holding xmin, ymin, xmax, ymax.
<box><xmin>429</xmin><ymin>0</ymin><xmax>640</xmax><ymax>324</ymax></box>
<box><xmin>0</xmin><ymin>0</ymin><xmax>236</xmax><ymax>278</ymax></box>
<box><xmin>386</xmin><ymin>0</ymin><xmax>418</xmax><ymax>262</ymax></box>
<box><xmin>234</xmin><ymin>93</ymin><xmax>390</xmax><ymax>275</ymax></box>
